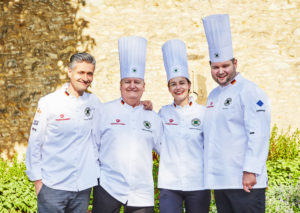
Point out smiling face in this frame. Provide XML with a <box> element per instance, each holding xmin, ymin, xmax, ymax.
<box><xmin>168</xmin><ymin>76</ymin><xmax>191</xmax><ymax>106</ymax></box>
<box><xmin>67</xmin><ymin>61</ymin><xmax>95</xmax><ymax>97</ymax></box>
<box><xmin>210</xmin><ymin>58</ymin><xmax>237</xmax><ymax>87</ymax></box>
<box><xmin>120</xmin><ymin>77</ymin><xmax>145</xmax><ymax>107</ymax></box>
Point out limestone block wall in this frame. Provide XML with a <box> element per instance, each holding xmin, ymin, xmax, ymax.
<box><xmin>0</xmin><ymin>0</ymin><xmax>299</xmax><ymax>158</ymax></box>
<box><xmin>78</xmin><ymin>0</ymin><xmax>300</xmax><ymax>128</ymax></box>
<box><xmin>0</xmin><ymin>0</ymin><xmax>95</xmax><ymax>158</ymax></box>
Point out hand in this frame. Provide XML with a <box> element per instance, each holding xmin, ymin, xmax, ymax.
<box><xmin>141</xmin><ymin>100</ymin><xmax>153</xmax><ymax>111</ymax></box>
<box><xmin>242</xmin><ymin>171</ymin><xmax>257</xmax><ymax>193</ymax></box>
<box><xmin>34</xmin><ymin>179</ymin><xmax>43</xmax><ymax>196</ymax></box>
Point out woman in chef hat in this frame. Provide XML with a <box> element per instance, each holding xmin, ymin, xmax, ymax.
<box><xmin>157</xmin><ymin>39</ymin><xmax>210</xmax><ymax>213</ymax></box>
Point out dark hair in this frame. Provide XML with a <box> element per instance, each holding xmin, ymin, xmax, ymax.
<box><xmin>69</xmin><ymin>53</ymin><xmax>96</xmax><ymax>69</ymax></box>
<box><xmin>167</xmin><ymin>77</ymin><xmax>191</xmax><ymax>87</ymax></box>
<box><xmin>209</xmin><ymin>58</ymin><xmax>236</xmax><ymax>65</ymax></box>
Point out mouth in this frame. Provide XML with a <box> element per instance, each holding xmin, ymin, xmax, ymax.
<box><xmin>174</xmin><ymin>91</ymin><xmax>184</xmax><ymax>95</ymax></box>
<box><xmin>217</xmin><ymin>75</ymin><xmax>227</xmax><ymax>81</ymax></box>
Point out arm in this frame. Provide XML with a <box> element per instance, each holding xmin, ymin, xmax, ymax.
<box><xmin>25</xmin><ymin>98</ymin><xmax>48</xmax><ymax>194</ymax></box>
<box><xmin>241</xmin><ymin>86</ymin><xmax>271</xmax><ymax>191</ymax></box>
<box><xmin>153</xmin><ymin>111</ymin><xmax>165</xmax><ymax>155</ymax></box>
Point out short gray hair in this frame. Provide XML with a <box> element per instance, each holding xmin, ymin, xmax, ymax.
<box><xmin>69</xmin><ymin>52</ymin><xmax>96</xmax><ymax>69</ymax></box>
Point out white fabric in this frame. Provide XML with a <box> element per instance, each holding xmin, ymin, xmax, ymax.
<box><xmin>162</xmin><ymin>39</ymin><xmax>189</xmax><ymax>82</ymax></box>
<box><xmin>203</xmin><ymin>74</ymin><xmax>271</xmax><ymax>189</ymax></box>
<box><xmin>93</xmin><ymin>98</ymin><xmax>163</xmax><ymax>206</ymax></box>
<box><xmin>25</xmin><ymin>84</ymin><xmax>101</xmax><ymax>191</ymax></box>
<box><xmin>118</xmin><ymin>36</ymin><xmax>147</xmax><ymax>79</ymax></box>
<box><xmin>158</xmin><ymin>97</ymin><xmax>205</xmax><ymax>190</ymax></box>
<box><xmin>202</xmin><ymin>14</ymin><xmax>233</xmax><ymax>62</ymax></box>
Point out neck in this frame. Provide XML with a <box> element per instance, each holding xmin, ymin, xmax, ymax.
<box><xmin>122</xmin><ymin>97</ymin><xmax>141</xmax><ymax>108</ymax></box>
<box><xmin>67</xmin><ymin>84</ymin><xmax>83</xmax><ymax>98</ymax></box>
<box><xmin>174</xmin><ymin>96</ymin><xmax>189</xmax><ymax>107</ymax></box>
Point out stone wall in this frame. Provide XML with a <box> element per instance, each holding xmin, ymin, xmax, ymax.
<box><xmin>78</xmin><ymin>0</ymin><xmax>300</xmax><ymax>128</ymax></box>
<box><xmin>0</xmin><ymin>0</ymin><xmax>299</xmax><ymax>158</ymax></box>
<box><xmin>0</xmin><ymin>0</ymin><xmax>95</xmax><ymax>159</ymax></box>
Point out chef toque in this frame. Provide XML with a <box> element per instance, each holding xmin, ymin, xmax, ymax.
<box><xmin>162</xmin><ymin>39</ymin><xmax>189</xmax><ymax>82</ymax></box>
<box><xmin>202</xmin><ymin>14</ymin><xmax>233</xmax><ymax>62</ymax></box>
<box><xmin>118</xmin><ymin>36</ymin><xmax>147</xmax><ymax>79</ymax></box>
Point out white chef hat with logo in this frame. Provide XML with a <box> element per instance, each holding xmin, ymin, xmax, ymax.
<box><xmin>202</xmin><ymin>14</ymin><xmax>233</xmax><ymax>62</ymax></box>
<box><xmin>162</xmin><ymin>39</ymin><xmax>189</xmax><ymax>82</ymax></box>
<box><xmin>118</xmin><ymin>36</ymin><xmax>147</xmax><ymax>79</ymax></box>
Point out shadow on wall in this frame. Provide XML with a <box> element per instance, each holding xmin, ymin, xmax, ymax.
<box><xmin>0</xmin><ymin>0</ymin><xmax>95</xmax><ymax>159</ymax></box>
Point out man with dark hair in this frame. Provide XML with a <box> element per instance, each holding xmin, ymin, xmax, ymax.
<box><xmin>26</xmin><ymin>52</ymin><xmax>100</xmax><ymax>213</ymax></box>
<box><xmin>202</xmin><ymin>14</ymin><xmax>271</xmax><ymax>212</ymax></box>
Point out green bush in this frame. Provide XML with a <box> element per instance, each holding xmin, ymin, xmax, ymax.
<box><xmin>0</xmin><ymin>125</ymin><xmax>299</xmax><ymax>212</ymax></box>
<box><xmin>267</xmin><ymin>158</ymin><xmax>300</xmax><ymax>187</ymax></box>
<box><xmin>268</xmin><ymin>125</ymin><xmax>299</xmax><ymax>161</ymax></box>
<box><xmin>0</xmin><ymin>156</ymin><xmax>36</xmax><ymax>213</ymax></box>
<box><xmin>266</xmin><ymin>183</ymin><xmax>300</xmax><ymax>213</ymax></box>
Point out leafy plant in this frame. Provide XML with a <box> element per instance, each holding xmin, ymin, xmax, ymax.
<box><xmin>266</xmin><ymin>183</ymin><xmax>300</xmax><ymax>213</ymax></box>
<box><xmin>0</xmin><ymin>156</ymin><xmax>36</xmax><ymax>213</ymax></box>
<box><xmin>268</xmin><ymin>125</ymin><xmax>299</xmax><ymax>161</ymax></box>
<box><xmin>267</xmin><ymin>158</ymin><xmax>300</xmax><ymax>187</ymax></box>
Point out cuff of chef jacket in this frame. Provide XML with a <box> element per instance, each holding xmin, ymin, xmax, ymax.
<box><xmin>25</xmin><ymin>168</ymin><xmax>42</xmax><ymax>182</ymax></box>
<box><xmin>243</xmin><ymin>157</ymin><xmax>265</xmax><ymax>175</ymax></box>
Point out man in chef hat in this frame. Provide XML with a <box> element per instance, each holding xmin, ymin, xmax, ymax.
<box><xmin>92</xmin><ymin>36</ymin><xmax>163</xmax><ymax>213</ymax></box>
<box><xmin>202</xmin><ymin>14</ymin><xmax>271</xmax><ymax>212</ymax></box>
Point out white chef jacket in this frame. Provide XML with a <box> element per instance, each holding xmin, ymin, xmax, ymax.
<box><xmin>158</xmin><ymin>97</ymin><xmax>206</xmax><ymax>191</ymax></box>
<box><xmin>203</xmin><ymin>74</ymin><xmax>271</xmax><ymax>189</ymax></box>
<box><xmin>25</xmin><ymin>84</ymin><xmax>101</xmax><ymax>191</ymax></box>
<box><xmin>93</xmin><ymin>98</ymin><xmax>163</xmax><ymax>206</ymax></box>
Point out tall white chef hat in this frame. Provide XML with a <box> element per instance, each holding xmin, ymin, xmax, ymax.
<box><xmin>162</xmin><ymin>39</ymin><xmax>189</xmax><ymax>82</ymax></box>
<box><xmin>202</xmin><ymin>14</ymin><xmax>233</xmax><ymax>62</ymax></box>
<box><xmin>118</xmin><ymin>36</ymin><xmax>147</xmax><ymax>79</ymax></box>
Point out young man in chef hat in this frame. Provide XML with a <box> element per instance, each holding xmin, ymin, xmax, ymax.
<box><xmin>92</xmin><ymin>36</ymin><xmax>163</xmax><ymax>213</ymax></box>
<box><xmin>202</xmin><ymin>14</ymin><xmax>271</xmax><ymax>212</ymax></box>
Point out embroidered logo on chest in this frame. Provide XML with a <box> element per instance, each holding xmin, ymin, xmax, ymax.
<box><xmin>142</xmin><ymin>120</ymin><xmax>152</xmax><ymax>133</ymax></box>
<box><xmin>207</xmin><ymin>101</ymin><xmax>214</xmax><ymax>108</ymax></box>
<box><xmin>111</xmin><ymin>119</ymin><xmax>126</xmax><ymax>125</ymax></box>
<box><xmin>224</xmin><ymin>98</ymin><xmax>232</xmax><ymax>106</ymax></box>
<box><xmin>56</xmin><ymin>114</ymin><xmax>71</xmax><ymax>121</ymax></box>
<box><xmin>165</xmin><ymin>118</ymin><xmax>178</xmax><ymax>125</ymax></box>
<box><xmin>143</xmin><ymin>121</ymin><xmax>151</xmax><ymax>129</ymax></box>
<box><xmin>191</xmin><ymin>118</ymin><xmax>201</xmax><ymax>127</ymax></box>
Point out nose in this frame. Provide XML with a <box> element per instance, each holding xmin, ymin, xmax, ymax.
<box><xmin>219</xmin><ymin>67</ymin><xmax>224</xmax><ymax>74</ymax></box>
<box><xmin>82</xmin><ymin>73</ymin><xmax>89</xmax><ymax>82</ymax></box>
<box><xmin>129</xmin><ymin>81</ymin><xmax>135</xmax><ymax>88</ymax></box>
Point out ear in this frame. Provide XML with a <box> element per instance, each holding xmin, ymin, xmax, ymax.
<box><xmin>142</xmin><ymin>82</ymin><xmax>145</xmax><ymax>92</ymax></box>
<box><xmin>68</xmin><ymin>67</ymin><xmax>72</xmax><ymax>78</ymax></box>
<box><xmin>233</xmin><ymin>58</ymin><xmax>238</xmax><ymax>69</ymax></box>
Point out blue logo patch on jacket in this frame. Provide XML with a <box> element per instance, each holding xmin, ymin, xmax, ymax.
<box><xmin>256</xmin><ymin>100</ymin><xmax>264</xmax><ymax>107</ymax></box>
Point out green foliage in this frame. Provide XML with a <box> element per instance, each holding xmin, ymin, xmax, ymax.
<box><xmin>266</xmin><ymin>183</ymin><xmax>300</xmax><ymax>213</ymax></box>
<box><xmin>0</xmin><ymin>125</ymin><xmax>299</xmax><ymax>212</ymax></box>
<box><xmin>153</xmin><ymin>152</ymin><xmax>160</xmax><ymax>213</ymax></box>
<box><xmin>267</xmin><ymin>158</ymin><xmax>300</xmax><ymax>187</ymax></box>
<box><xmin>268</xmin><ymin>125</ymin><xmax>300</xmax><ymax>161</ymax></box>
<box><xmin>0</xmin><ymin>156</ymin><xmax>37</xmax><ymax>213</ymax></box>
